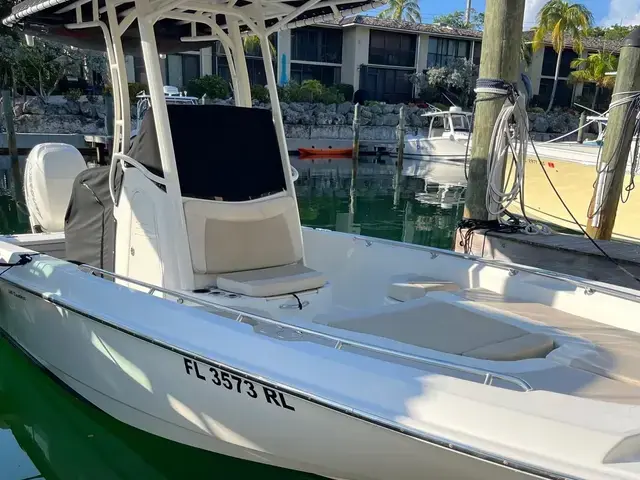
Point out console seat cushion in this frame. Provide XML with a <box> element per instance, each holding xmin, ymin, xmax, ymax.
<box><xmin>387</xmin><ymin>274</ymin><xmax>460</xmax><ymax>302</ymax></box>
<box><xmin>217</xmin><ymin>263</ymin><xmax>326</xmax><ymax>297</ymax></box>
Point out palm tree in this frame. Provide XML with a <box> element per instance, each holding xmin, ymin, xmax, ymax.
<box><xmin>568</xmin><ymin>51</ymin><xmax>618</xmax><ymax>109</ymax></box>
<box><xmin>242</xmin><ymin>35</ymin><xmax>276</xmax><ymax>57</ymax></box>
<box><xmin>532</xmin><ymin>0</ymin><xmax>593</xmax><ymax>112</ymax></box>
<box><xmin>378</xmin><ymin>0</ymin><xmax>421</xmax><ymax>23</ymax></box>
<box><xmin>520</xmin><ymin>39</ymin><xmax>533</xmax><ymax>67</ymax></box>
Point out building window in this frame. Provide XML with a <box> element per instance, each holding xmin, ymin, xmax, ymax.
<box><xmin>359</xmin><ymin>65</ymin><xmax>414</xmax><ymax>104</ymax></box>
<box><xmin>426</xmin><ymin>37</ymin><xmax>471</xmax><ymax>67</ymax></box>
<box><xmin>214</xmin><ymin>33</ymin><xmax>278</xmax><ymax>58</ymax></box>
<box><xmin>291</xmin><ymin>27</ymin><xmax>343</xmax><ymax>64</ymax></box>
<box><xmin>541</xmin><ymin>47</ymin><xmax>578</xmax><ymax>78</ymax></box>
<box><xmin>133</xmin><ymin>56</ymin><xmax>146</xmax><ymax>84</ymax></box>
<box><xmin>163</xmin><ymin>53</ymin><xmax>201</xmax><ymax>88</ymax></box>
<box><xmin>473</xmin><ymin>41</ymin><xmax>481</xmax><ymax>65</ymax></box>
<box><xmin>290</xmin><ymin>63</ymin><xmax>340</xmax><ymax>85</ymax></box>
<box><xmin>538</xmin><ymin>78</ymin><xmax>573</xmax><ymax>107</ymax></box>
<box><xmin>368</xmin><ymin>30</ymin><xmax>416</xmax><ymax>67</ymax></box>
<box><xmin>217</xmin><ymin>56</ymin><xmax>269</xmax><ymax>86</ymax></box>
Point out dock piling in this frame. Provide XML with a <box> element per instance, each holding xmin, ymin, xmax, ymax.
<box><xmin>2</xmin><ymin>89</ymin><xmax>23</xmax><ymax>203</ymax></box>
<box><xmin>462</xmin><ymin>0</ymin><xmax>526</xmax><ymax>221</ymax></box>
<box><xmin>586</xmin><ymin>27</ymin><xmax>640</xmax><ymax>240</ymax></box>
<box><xmin>577</xmin><ymin>111</ymin><xmax>586</xmax><ymax>144</ymax></box>
<box><xmin>396</xmin><ymin>105</ymin><xmax>406</xmax><ymax>169</ymax></box>
<box><xmin>352</xmin><ymin>103</ymin><xmax>360</xmax><ymax>163</ymax></box>
<box><xmin>2</xmin><ymin>90</ymin><xmax>18</xmax><ymax>165</ymax></box>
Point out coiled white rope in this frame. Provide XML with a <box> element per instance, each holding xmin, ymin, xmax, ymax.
<box><xmin>473</xmin><ymin>79</ymin><xmax>552</xmax><ymax>235</ymax></box>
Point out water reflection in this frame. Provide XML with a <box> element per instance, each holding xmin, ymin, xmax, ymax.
<box><xmin>292</xmin><ymin>155</ymin><xmax>466</xmax><ymax>250</ymax></box>
<box><xmin>0</xmin><ymin>337</ymin><xmax>321</xmax><ymax>479</ymax></box>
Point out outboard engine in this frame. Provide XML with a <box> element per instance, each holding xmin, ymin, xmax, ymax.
<box><xmin>23</xmin><ymin>143</ymin><xmax>87</xmax><ymax>233</ymax></box>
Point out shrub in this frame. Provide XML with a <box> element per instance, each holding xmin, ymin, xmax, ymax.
<box><xmin>317</xmin><ymin>86</ymin><xmax>345</xmax><ymax>104</ymax></box>
<box><xmin>528</xmin><ymin>106</ymin><xmax>545</xmax><ymax>114</ymax></box>
<box><xmin>63</xmin><ymin>88</ymin><xmax>83</xmax><ymax>102</ymax></box>
<box><xmin>278</xmin><ymin>80</ymin><xmax>345</xmax><ymax>104</ymax></box>
<box><xmin>186</xmin><ymin>75</ymin><xmax>230</xmax><ymax>100</ymax></box>
<box><xmin>335</xmin><ymin>83</ymin><xmax>354</xmax><ymax>102</ymax></box>
<box><xmin>251</xmin><ymin>84</ymin><xmax>270</xmax><ymax>103</ymax></box>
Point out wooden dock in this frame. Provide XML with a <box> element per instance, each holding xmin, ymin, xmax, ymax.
<box><xmin>455</xmin><ymin>228</ymin><xmax>640</xmax><ymax>290</ymax></box>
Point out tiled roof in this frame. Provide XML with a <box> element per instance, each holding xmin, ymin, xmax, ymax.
<box><xmin>521</xmin><ymin>30</ymin><xmax>623</xmax><ymax>53</ymax></box>
<box><xmin>336</xmin><ymin>15</ymin><xmax>483</xmax><ymax>39</ymax></box>
<box><xmin>321</xmin><ymin>15</ymin><xmax>623</xmax><ymax>53</ymax></box>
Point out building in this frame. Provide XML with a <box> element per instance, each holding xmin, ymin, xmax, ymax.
<box><xmin>126</xmin><ymin>15</ymin><xmax>622</xmax><ymax>107</ymax></box>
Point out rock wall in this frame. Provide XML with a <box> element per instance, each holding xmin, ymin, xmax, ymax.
<box><xmin>1</xmin><ymin>96</ymin><xmax>106</xmax><ymax>135</ymax></box>
<box><xmin>2</xmin><ymin>95</ymin><xmax>591</xmax><ymax>143</ymax></box>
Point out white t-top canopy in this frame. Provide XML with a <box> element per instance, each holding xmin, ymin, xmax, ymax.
<box><xmin>3</xmin><ymin>0</ymin><xmax>383</xmax><ymax>54</ymax></box>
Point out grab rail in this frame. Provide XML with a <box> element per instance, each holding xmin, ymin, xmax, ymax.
<box><xmin>78</xmin><ymin>264</ymin><xmax>533</xmax><ymax>392</ymax></box>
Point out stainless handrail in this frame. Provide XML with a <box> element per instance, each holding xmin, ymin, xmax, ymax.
<box><xmin>78</xmin><ymin>264</ymin><xmax>533</xmax><ymax>392</ymax></box>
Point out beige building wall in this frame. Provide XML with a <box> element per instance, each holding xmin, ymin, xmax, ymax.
<box><xmin>201</xmin><ymin>47</ymin><xmax>213</xmax><ymax>76</ymax></box>
<box><xmin>525</xmin><ymin>47</ymin><xmax>544</xmax><ymax>95</ymax></box>
<box><xmin>341</xmin><ymin>26</ymin><xmax>370</xmax><ymax>89</ymax></box>
<box><xmin>416</xmin><ymin>33</ymin><xmax>429</xmax><ymax>73</ymax></box>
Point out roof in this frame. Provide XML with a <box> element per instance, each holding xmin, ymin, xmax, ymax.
<box><xmin>2</xmin><ymin>0</ymin><xmax>383</xmax><ymax>54</ymax></box>
<box><xmin>338</xmin><ymin>15</ymin><xmax>483</xmax><ymax>40</ymax></box>
<box><xmin>318</xmin><ymin>16</ymin><xmax>621</xmax><ymax>53</ymax></box>
<box><xmin>522</xmin><ymin>30</ymin><xmax>624</xmax><ymax>54</ymax></box>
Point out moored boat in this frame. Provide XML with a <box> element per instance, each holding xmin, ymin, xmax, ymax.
<box><xmin>2</xmin><ymin>1</ymin><xmax>640</xmax><ymax>479</ymax></box>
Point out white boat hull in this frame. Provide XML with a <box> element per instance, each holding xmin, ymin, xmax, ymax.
<box><xmin>2</xmin><ymin>230</ymin><xmax>640</xmax><ymax>480</ymax></box>
<box><xmin>0</xmin><ymin>274</ymin><xmax>539</xmax><ymax>480</ymax></box>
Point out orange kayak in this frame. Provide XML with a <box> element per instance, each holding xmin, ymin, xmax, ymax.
<box><xmin>298</xmin><ymin>147</ymin><xmax>352</xmax><ymax>157</ymax></box>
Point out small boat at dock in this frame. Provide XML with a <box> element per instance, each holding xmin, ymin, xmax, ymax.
<box><xmin>298</xmin><ymin>147</ymin><xmax>353</xmax><ymax>157</ymax></box>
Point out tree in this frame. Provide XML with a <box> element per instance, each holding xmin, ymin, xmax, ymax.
<box><xmin>433</xmin><ymin>9</ymin><xmax>485</xmax><ymax>30</ymax></box>
<box><xmin>409</xmin><ymin>58</ymin><xmax>477</xmax><ymax>107</ymax></box>
<box><xmin>521</xmin><ymin>39</ymin><xmax>533</xmax><ymax>66</ymax></box>
<box><xmin>568</xmin><ymin>51</ymin><xmax>617</xmax><ymax>109</ymax></box>
<box><xmin>242</xmin><ymin>35</ymin><xmax>276</xmax><ymax>57</ymax></box>
<box><xmin>588</xmin><ymin>24</ymin><xmax>635</xmax><ymax>41</ymax></box>
<box><xmin>13</xmin><ymin>38</ymin><xmax>84</xmax><ymax>100</ymax></box>
<box><xmin>532</xmin><ymin>0</ymin><xmax>593</xmax><ymax>112</ymax></box>
<box><xmin>378</xmin><ymin>0</ymin><xmax>421</xmax><ymax>23</ymax></box>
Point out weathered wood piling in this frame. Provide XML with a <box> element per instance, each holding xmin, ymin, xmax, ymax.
<box><xmin>586</xmin><ymin>27</ymin><xmax>640</xmax><ymax>240</ymax></box>
<box><xmin>462</xmin><ymin>0</ymin><xmax>526</xmax><ymax>221</ymax></box>
<box><xmin>352</xmin><ymin>103</ymin><xmax>360</xmax><ymax>163</ymax></box>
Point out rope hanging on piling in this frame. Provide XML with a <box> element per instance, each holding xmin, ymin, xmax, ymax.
<box><xmin>470</xmin><ymin>77</ymin><xmax>551</xmax><ymax>235</ymax></box>
<box><xmin>589</xmin><ymin>91</ymin><xmax>640</xmax><ymax>220</ymax></box>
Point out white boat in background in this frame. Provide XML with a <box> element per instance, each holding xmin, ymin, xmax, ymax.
<box><xmin>3</xmin><ymin>0</ymin><xmax>640</xmax><ymax>479</ymax></box>
<box><xmin>394</xmin><ymin>106</ymin><xmax>472</xmax><ymax>161</ymax></box>
<box><xmin>131</xmin><ymin>86</ymin><xmax>200</xmax><ymax>138</ymax></box>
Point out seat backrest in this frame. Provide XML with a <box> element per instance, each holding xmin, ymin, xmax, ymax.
<box><xmin>23</xmin><ymin>143</ymin><xmax>87</xmax><ymax>233</ymax></box>
<box><xmin>184</xmin><ymin>194</ymin><xmax>302</xmax><ymax>275</ymax></box>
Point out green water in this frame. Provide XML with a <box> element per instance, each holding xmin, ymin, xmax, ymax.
<box><xmin>0</xmin><ymin>156</ymin><xmax>465</xmax><ymax>479</ymax></box>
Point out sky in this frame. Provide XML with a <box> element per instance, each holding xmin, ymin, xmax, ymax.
<box><xmin>368</xmin><ymin>0</ymin><xmax>639</xmax><ymax>29</ymax></box>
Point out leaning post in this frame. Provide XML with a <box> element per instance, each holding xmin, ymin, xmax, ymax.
<box><xmin>462</xmin><ymin>0</ymin><xmax>526</xmax><ymax>221</ymax></box>
<box><xmin>586</xmin><ymin>27</ymin><xmax>640</xmax><ymax>240</ymax></box>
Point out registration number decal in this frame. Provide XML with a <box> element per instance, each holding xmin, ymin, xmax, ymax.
<box><xmin>183</xmin><ymin>358</ymin><xmax>295</xmax><ymax>412</ymax></box>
